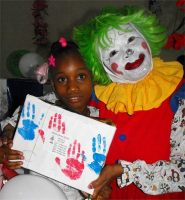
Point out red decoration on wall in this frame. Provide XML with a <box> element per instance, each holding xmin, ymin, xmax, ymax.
<box><xmin>176</xmin><ymin>0</ymin><xmax>185</xmax><ymax>13</ymax></box>
<box><xmin>32</xmin><ymin>0</ymin><xmax>49</xmax><ymax>46</ymax></box>
<box><xmin>164</xmin><ymin>0</ymin><xmax>185</xmax><ymax>50</ymax></box>
<box><xmin>165</xmin><ymin>33</ymin><xmax>185</xmax><ymax>50</ymax></box>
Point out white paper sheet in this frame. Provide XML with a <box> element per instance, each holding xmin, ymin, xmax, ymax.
<box><xmin>13</xmin><ymin>95</ymin><xmax>116</xmax><ymax>194</ymax></box>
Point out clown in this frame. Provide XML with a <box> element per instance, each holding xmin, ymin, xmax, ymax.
<box><xmin>74</xmin><ymin>6</ymin><xmax>185</xmax><ymax>199</ymax></box>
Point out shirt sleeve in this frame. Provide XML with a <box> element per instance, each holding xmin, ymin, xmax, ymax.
<box><xmin>0</xmin><ymin>106</ymin><xmax>21</xmax><ymax>130</ymax></box>
<box><xmin>0</xmin><ymin>92</ymin><xmax>57</xmax><ymax>130</ymax></box>
<box><xmin>117</xmin><ymin>99</ymin><xmax>185</xmax><ymax>194</ymax></box>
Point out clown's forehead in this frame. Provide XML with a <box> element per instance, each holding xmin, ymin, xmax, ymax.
<box><xmin>109</xmin><ymin>23</ymin><xmax>133</xmax><ymax>34</ymax></box>
<box><xmin>108</xmin><ymin>24</ymin><xmax>133</xmax><ymax>36</ymax></box>
<box><xmin>105</xmin><ymin>24</ymin><xmax>140</xmax><ymax>46</ymax></box>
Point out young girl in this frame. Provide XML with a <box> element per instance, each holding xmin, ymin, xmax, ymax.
<box><xmin>0</xmin><ymin>38</ymin><xmax>111</xmax><ymax>199</ymax></box>
<box><xmin>48</xmin><ymin>38</ymin><xmax>94</xmax><ymax>116</ymax></box>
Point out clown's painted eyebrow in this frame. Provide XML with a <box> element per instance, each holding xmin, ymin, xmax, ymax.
<box><xmin>118</xmin><ymin>26</ymin><xmax>132</xmax><ymax>35</ymax></box>
<box><xmin>118</xmin><ymin>31</ymin><xmax>128</xmax><ymax>36</ymax></box>
<box><xmin>127</xmin><ymin>36</ymin><xmax>142</xmax><ymax>43</ymax></box>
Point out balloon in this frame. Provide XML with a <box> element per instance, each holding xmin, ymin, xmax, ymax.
<box><xmin>0</xmin><ymin>174</ymin><xmax>67</xmax><ymax>200</ymax></box>
<box><xmin>19</xmin><ymin>52</ymin><xmax>44</xmax><ymax>78</ymax></box>
<box><xmin>6</xmin><ymin>50</ymin><xmax>30</xmax><ymax>77</ymax></box>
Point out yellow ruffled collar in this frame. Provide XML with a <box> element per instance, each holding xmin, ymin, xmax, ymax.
<box><xmin>95</xmin><ymin>57</ymin><xmax>183</xmax><ymax>115</ymax></box>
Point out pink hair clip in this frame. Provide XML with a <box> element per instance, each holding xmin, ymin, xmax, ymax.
<box><xmin>59</xmin><ymin>37</ymin><xmax>67</xmax><ymax>47</ymax></box>
<box><xmin>48</xmin><ymin>54</ymin><xmax>55</xmax><ymax>67</ymax></box>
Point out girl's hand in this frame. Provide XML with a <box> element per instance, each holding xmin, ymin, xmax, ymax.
<box><xmin>0</xmin><ymin>137</ymin><xmax>13</xmax><ymax>148</ymax></box>
<box><xmin>89</xmin><ymin>164</ymin><xmax>123</xmax><ymax>199</ymax></box>
<box><xmin>2</xmin><ymin>124</ymin><xmax>16</xmax><ymax>140</ymax></box>
<box><xmin>0</xmin><ymin>138</ymin><xmax>13</xmax><ymax>163</ymax></box>
<box><xmin>1</xmin><ymin>145</ymin><xmax>24</xmax><ymax>169</ymax></box>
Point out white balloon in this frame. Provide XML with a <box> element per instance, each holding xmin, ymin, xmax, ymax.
<box><xmin>19</xmin><ymin>52</ymin><xmax>44</xmax><ymax>78</ymax></box>
<box><xmin>0</xmin><ymin>174</ymin><xmax>67</xmax><ymax>200</ymax></box>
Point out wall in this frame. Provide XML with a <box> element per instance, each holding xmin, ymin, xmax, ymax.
<box><xmin>0</xmin><ymin>0</ymin><xmax>184</xmax><ymax>78</ymax></box>
<box><xmin>1</xmin><ymin>0</ymin><xmax>35</xmax><ymax>78</ymax></box>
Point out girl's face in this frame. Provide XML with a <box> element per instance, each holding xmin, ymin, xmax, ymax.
<box><xmin>98</xmin><ymin>24</ymin><xmax>152</xmax><ymax>83</ymax></box>
<box><xmin>51</xmin><ymin>55</ymin><xmax>93</xmax><ymax>114</ymax></box>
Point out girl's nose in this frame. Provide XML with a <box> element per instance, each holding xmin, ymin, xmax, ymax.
<box><xmin>67</xmin><ymin>80</ymin><xmax>79</xmax><ymax>91</ymax></box>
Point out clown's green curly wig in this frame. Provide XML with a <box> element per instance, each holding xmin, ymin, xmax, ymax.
<box><xmin>73</xmin><ymin>5</ymin><xmax>167</xmax><ymax>85</ymax></box>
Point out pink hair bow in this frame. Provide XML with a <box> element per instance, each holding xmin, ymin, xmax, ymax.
<box><xmin>59</xmin><ymin>37</ymin><xmax>67</xmax><ymax>47</ymax></box>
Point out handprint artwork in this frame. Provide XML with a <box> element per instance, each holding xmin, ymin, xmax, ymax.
<box><xmin>48</xmin><ymin>113</ymin><xmax>66</xmax><ymax>134</ymax></box>
<box><xmin>38</xmin><ymin>113</ymin><xmax>65</xmax><ymax>143</ymax></box>
<box><xmin>13</xmin><ymin>95</ymin><xmax>116</xmax><ymax>194</ymax></box>
<box><xmin>38</xmin><ymin>129</ymin><xmax>45</xmax><ymax>143</ymax></box>
<box><xmin>88</xmin><ymin>134</ymin><xmax>106</xmax><ymax>174</ymax></box>
<box><xmin>18</xmin><ymin>102</ymin><xmax>44</xmax><ymax>140</ymax></box>
<box><xmin>55</xmin><ymin>140</ymin><xmax>85</xmax><ymax>180</ymax></box>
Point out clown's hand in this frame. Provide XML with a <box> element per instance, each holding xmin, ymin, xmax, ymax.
<box><xmin>81</xmin><ymin>185</ymin><xmax>112</xmax><ymax>200</ymax></box>
<box><xmin>89</xmin><ymin>164</ymin><xmax>123</xmax><ymax>199</ymax></box>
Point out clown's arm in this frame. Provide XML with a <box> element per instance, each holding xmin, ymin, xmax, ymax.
<box><xmin>89</xmin><ymin>98</ymin><xmax>185</xmax><ymax>198</ymax></box>
<box><xmin>117</xmin><ymin>98</ymin><xmax>185</xmax><ymax>195</ymax></box>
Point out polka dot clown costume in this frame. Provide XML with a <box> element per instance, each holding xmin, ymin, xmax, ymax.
<box><xmin>74</xmin><ymin>5</ymin><xmax>185</xmax><ymax>199</ymax></box>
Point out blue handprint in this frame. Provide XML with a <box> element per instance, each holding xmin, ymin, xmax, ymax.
<box><xmin>88</xmin><ymin>134</ymin><xmax>106</xmax><ymax>174</ymax></box>
<box><xmin>18</xmin><ymin>102</ymin><xmax>41</xmax><ymax>140</ymax></box>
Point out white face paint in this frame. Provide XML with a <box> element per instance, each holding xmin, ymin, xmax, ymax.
<box><xmin>98</xmin><ymin>24</ymin><xmax>153</xmax><ymax>83</ymax></box>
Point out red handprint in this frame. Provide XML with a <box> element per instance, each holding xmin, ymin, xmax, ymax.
<box><xmin>38</xmin><ymin>129</ymin><xmax>45</xmax><ymax>143</ymax></box>
<box><xmin>48</xmin><ymin>113</ymin><xmax>65</xmax><ymax>134</ymax></box>
<box><xmin>55</xmin><ymin>140</ymin><xmax>85</xmax><ymax>180</ymax></box>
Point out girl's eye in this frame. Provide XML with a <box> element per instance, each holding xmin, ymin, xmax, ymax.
<box><xmin>78</xmin><ymin>74</ymin><xmax>86</xmax><ymax>80</ymax></box>
<box><xmin>128</xmin><ymin>36</ymin><xmax>135</xmax><ymax>43</ymax></box>
<box><xmin>57</xmin><ymin>77</ymin><xmax>67</xmax><ymax>83</ymax></box>
<box><xmin>109</xmin><ymin>50</ymin><xmax>118</xmax><ymax>57</ymax></box>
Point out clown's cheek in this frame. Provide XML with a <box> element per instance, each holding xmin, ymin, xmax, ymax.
<box><xmin>111</xmin><ymin>63</ymin><xmax>123</xmax><ymax>75</ymax></box>
<box><xmin>142</xmin><ymin>41</ymin><xmax>150</xmax><ymax>53</ymax></box>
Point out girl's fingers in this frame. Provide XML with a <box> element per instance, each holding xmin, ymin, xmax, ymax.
<box><xmin>6</xmin><ymin>161</ymin><xmax>23</xmax><ymax>169</ymax></box>
<box><xmin>4</xmin><ymin>148</ymin><xmax>23</xmax><ymax>156</ymax></box>
<box><xmin>7</xmin><ymin>154</ymin><xmax>24</xmax><ymax>161</ymax></box>
<box><xmin>9</xmin><ymin>149</ymin><xmax>23</xmax><ymax>156</ymax></box>
<box><xmin>4</xmin><ymin>148</ymin><xmax>24</xmax><ymax>161</ymax></box>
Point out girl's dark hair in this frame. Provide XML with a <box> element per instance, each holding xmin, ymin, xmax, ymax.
<box><xmin>48</xmin><ymin>40</ymin><xmax>84</xmax><ymax>77</ymax></box>
<box><xmin>49</xmin><ymin>40</ymin><xmax>81</xmax><ymax>62</ymax></box>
